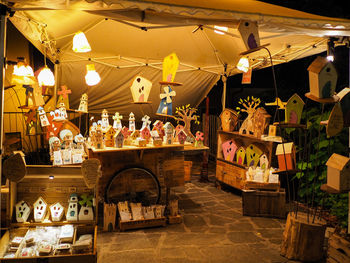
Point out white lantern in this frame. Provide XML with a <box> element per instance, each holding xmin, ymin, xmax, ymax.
<box><xmin>85</xmin><ymin>64</ymin><xmax>101</xmax><ymax>86</ymax></box>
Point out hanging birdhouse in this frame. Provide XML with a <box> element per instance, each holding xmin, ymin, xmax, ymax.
<box><xmin>220</xmin><ymin>108</ymin><xmax>239</xmax><ymax>132</ymax></box>
<box><xmin>326</xmin><ymin>153</ymin><xmax>350</xmax><ymax>191</ymax></box>
<box><xmin>237</xmin><ymin>20</ymin><xmax>260</xmax><ymax>50</ymax></box>
<box><xmin>15</xmin><ymin>200</ymin><xmax>31</xmax><ymax>223</ymax></box>
<box><xmin>307</xmin><ymin>56</ymin><xmax>337</xmax><ymax>99</ymax></box>
<box><xmin>130</xmin><ymin>75</ymin><xmax>153</xmax><ymax>103</ymax></box>
<box><xmin>326</xmin><ymin>102</ymin><xmax>343</xmax><ymax>137</ymax></box>
<box><xmin>246</xmin><ymin>144</ymin><xmax>263</xmax><ymax>167</ymax></box>
<box><xmin>222</xmin><ymin>140</ymin><xmax>238</xmax><ymax>162</ymax></box>
<box><xmin>236</xmin><ymin>147</ymin><xmax>246</xmax><ymax>165</ymax></box>
<box><xmin>162</xmin><ymin>53</ymin><xmax>180</xmax><ymax>83</ymax></box>
<box><xmin>284</xmin><ymin>93</ymin><xmax>305</xmax><ymax>124</ymax></box>
<box><xmin>33</xmin><ymin>196</ymin><xmax>47</xmax><ymax>222</ymax></box>
<box><xmin>77</xmin><ymin>93</ymin><xmax>88</xmax><ymax>113</ymax></box>
<box><xmin>276</xmin><ymin>142</ymin><xmax>296</xmax><ymax>171</ymax></box>
<box><xmin>50</xmin><ymin>202</ymin><xmax>64</xmax><ymax>222</ymax></box>
<box><xmin>157</xmin><ymin>85</ymin><xmax>176</xmax><ymax>116</ymax></box>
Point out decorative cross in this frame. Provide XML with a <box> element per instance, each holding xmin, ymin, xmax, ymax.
<box><xmin>196</xmin><ymin>131</ymin><xmax>204</xmax><ymax>141</ymax></box>
<box><xmin>142</xmin><ymin>115</ymin><xmax>151</xmax><ymax>129</ymax></box>
<box><xmin>160</xmin><ymin>86</ymin><xmax>176</xmax><ymax>103</ymax></box>
<box><xmin>113</xmin><ymin>112</ymin><xmax>123</xmax><ymax>123</ymax></box>
<box><xmin>57</xmin><ymin>85</ymin><xmax>72</xmax><ymax>99</ymax></box>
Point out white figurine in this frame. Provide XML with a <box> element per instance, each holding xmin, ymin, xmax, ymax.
<box><xmin>38</xmin><ymin>106</ymin><xmax>49</xmax><ymax>127</ymax></box>
<box><xmin>66</xmin><ymin>193</ymin><xmax>78</xmax><ymax>222</ymax></box>
<box><xmin>101</xmin><ymin>109</ymin><xmax>109</xmax><ymax>132</ymax></box>
<box><xmin>33</xmin><ymin>197</ymin><xmax>47</xmax><ymax>222</ymax></box>
<box><xmin>112</xmin><ymin>112</ymin><xmax>123</xmax><ymax>130</ymax></box>
<box><xmin>129</xmin><ymin>112</ymin><xmax>135</xmax><ymax>131</ymax></box>
<box><xmin>141</xmin><ymin>115</ymin><xmax>151</xmax><ymax>130</ymax></box>
<box><xmin>77</xmin><ymin>93</ymin><xmax>88</xmax><ymax>113</ymax></box>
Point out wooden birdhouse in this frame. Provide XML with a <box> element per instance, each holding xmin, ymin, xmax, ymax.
<box><xmin>326</xmin><ymin>153</ymin><xmax>350</xmax><ymax>191</ymax></box>
<box><xmin>164</xmin><ymin>122</ymin><xmax>175</xmax><ymax>144</ymax></box>
<box><xmin>222</xmin><ymin>140</ymin><xmax>238</xmax><ymax>162</ymax></box>
<box><xmin>130</xmin><ymin>130</ymin><xmax>140</xmax><ymax>143</ymax></box>
<box><xmin>140</xmin><ymin>126</ymin><xmax>151</xmax><ymax>143</ymax></box>
<box><xmin>150</xmin><ymin>130</ymin><xmax>162</xmax><ymax>146</ymax></box>
<box><xmin>153</xmin><ymin>120</ymin><xmax>165</xmax><ymax>139</ymax></box>
<box><xmin>15</xmin><ymin>200</ymin><xmax>31</xmax><ymax>223</ymax></box>
<box><xmin>50</xmin><ymin>202</ymin><xmax>64</xmax><ymax>222</ymax></box>
<box><xmin>337</xmin><ymin>87</ymin><xmax>350</xmax><ymax>127</ymax></box>
<box><xmin>276</xmin><ymin>142</ymin><xmax>296</xmax><ymax>171</ymax></box>
<box><xmin>104</xmin><ymin>126</ymin><xmax>116</xmax><ymax>147</ymax></box>
<box><xmin>114</xmin><ymin>130</ymin><xmax>124</xmax><ymax>148</ymax></box>
<box><xmin>33</xmin><ymin>196</ymin><xmax>47</xmax><ymax>222</ymax></box>
<box><xmin>174</xmin><ymin>124</ymin><xmax>184</xmax><ymax>142</ymax></box>
<box><xmin>308</xmin><ymin>56</ymin><xmax>337</xmax><ymax>99</ymax></box>
<box><xmin>236</xmin><ymin>147</ymin><xmax>246</xmax><ymax>165</ymax></box>
<box><xmin>163</xmin><ymin>53</ymin><xmax>179</xmax><ymax>83</ymax></box>
<box><xmin>157</xmin><ymin>85</ymin><xmax>176</xmax><ymax>116</ymax></box>
<box><xmin>103</xmin><ymin>203</ymin><xmax>117</xmax><ymax>232</ymax></box>
<box><xmin>220</xmin><ymin>108</ymin><xmax>239</xmax><ymax>132</ymax></box>
<box><xmin>246</xmin><ymin>144</ymin><xmax>263</xmax><ymax>167</ymax></box>
<box><xmin>259</xmin><ymin>154</ymin><xmax>269</xmax><ymax>170</ymax></box>
<box><xmin>66</xmin><ymin>193</ymin><xmax>78</xmax><ymax>222</ymax></box>
<box><xmin>137</xmin><ymin>138</ymin><xmax>147</xmax><ymax>147</ymax></box>
<box><xmin>238</xmin><ymin>20</ymin><xmax>260</xmax><ymax>50</ymax></box>
<box><xmin>78</xmin><ymin>206</ymin><xmax>94</xmax><ymax>221</ymax></box>
<box><xmin>253</xmin><ymin>107</ymin><xmax>271</xmax><ymax>138</ymax></box>
<box><xmin>77</xmin><ymin>93</ymin><xmax>88</xmax><ymax>113</ymax></box>
<box><xmin>130</xmin><ymin>75</ymin><xmax>153</xmax><ymax>103</ymax></box>
<box><xmin>177</xmin><ymin>130</ymin><xmax>187</xmax><ymax>144</ymax></box>
<box><xmin>94</xmin><ymin>126</ymin><xmax>104</xmax><ymax>149</ymax></box>
<box><xmin>285</xmin><ymin>94</ymin><xmax>305</xmax><ymax>124</ymax></box>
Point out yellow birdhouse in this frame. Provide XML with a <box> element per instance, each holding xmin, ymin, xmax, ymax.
<box><xmin>285</xmin><ymin>93</ymin><xmax>304</xmax><ymax>124</ymax></box>
<box><xmin>163</xmin><ymin>53</ymin><xmax>179</xmax><ymax>83</ymax></box>
<box><xmin>236</xmin><ymin>147</ymin><xmax>246</xmax><ymax>165</ymax></box>
<box><xmin>246</xmin><ymin>144</ymin><xmax>263</xmax><ymax>167</ymax></box>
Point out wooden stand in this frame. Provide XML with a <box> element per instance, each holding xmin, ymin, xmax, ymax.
<box><xmin>281</xmin><ymin>212</ymin><xmax>326</xmax><ymax>262</ymax></box>
<box><xmin>103</xmin><ymin>203</ymin><xmax>116</xmax><ymax>232</ymax></box>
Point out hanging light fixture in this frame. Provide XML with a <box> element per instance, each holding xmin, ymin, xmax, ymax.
<box><xmin>327</xmin><ymin>38</ymin><xmax>335</xmax><ymax>62</ymax></box>
<box><xmin>236</xmin><ymin>57</ymin><xmax>250</xmax><ymax>73</ymax></box>
<box><xmin>37</xmin><ymin>47</ymin><xmax>55</xmax><ymax>86</ymax></box>
<box><xmin>85</xmin><ymin>64</ymin><xmax>100</xmax><ymax>86</ymax></box>
<box><xmin>12</xmin><ymin>57</ymin><xmax>36</xmax><ymax>85</ymax></box>
<box><xmin>73</xmin><ymin>31</ymin><xmax>91</xmax><ymax>53</ymax></box>
<box><xmin>214</xmin><ymin>26</ymin><xmax>228</xmax><ymax>35</ymax></box>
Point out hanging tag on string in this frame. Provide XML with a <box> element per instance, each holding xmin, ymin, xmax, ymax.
<box><xmin>242</xmin><ymin>68</ymin><xmax>252</xmax><ymax>84</ymax></box>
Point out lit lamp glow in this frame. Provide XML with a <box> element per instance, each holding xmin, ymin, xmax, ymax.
<box><xmin>12</xmin><ymin>60</ymin><xmax>36</xmax><ymax>85</ymax></box>
<box><xmin>85</xmin><ymin>64</ymin><xmax>100</xmax><ymax>86</ymax></box>
<box><xmin>38</xmin><ymin>66</ymin><xmax>55</xmax><ymax>86</ymax></box>
<box><xmin>236</xmin><ymin>57</ymin><xmax>249</xmax><ymax>73</ymax></box>
<box><xmin>214</xmin><ymin>26</ymin><xmax>228</xmax><ymax>35</ymax></box>
<box><xmin>327</xmin><ymin>39</ymin><xmax>335</xmax><ymax>62</ymax></box>
<box><xmin>73</xmin><ymin>31</ymin><xmax>91</xmax><ymax>53</ymax></box>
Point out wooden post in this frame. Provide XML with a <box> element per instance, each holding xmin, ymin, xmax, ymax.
<box><xmin>103</xmin><ymin>203</ymin><xmax>116</xmax><ymax>232</ymax></box>
<box><xmin>200</xmin><ymin>96</ymin><xmax>209</xmax><ymax>181</ymax></box>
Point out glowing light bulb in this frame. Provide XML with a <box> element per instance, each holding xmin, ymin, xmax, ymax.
<box><xmin>85</xmin><ymin>64</ymin><xmax>100</xmax><ymax>86</ymax></box>
<box><xmin>73</xmin><ymin>31</ymin><xmax>91</xmax><ymax>53</ymax></box>
<box><xmin>214</xmin><ymin>26</ymin><xmax>228</xmax><ymax>35</ymax></box>
<box><xmin>236</xmin><ymin>57</ymin><xmax>249</xmax><ymax>73</ymax></box>
<box><xmin>38</xmin><ymin>66</ymin><xmax>55</xmax><ymax>86</ymax></box>
<box><xmin>12</xmin><ymin>60</ymin><xmax>36</xmax><ymax>85</ymax></box>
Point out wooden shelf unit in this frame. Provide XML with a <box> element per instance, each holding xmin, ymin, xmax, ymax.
<box><xmin>216</xmin><ymin>130</ymin><xmax>279</xmax><ymax>191</ymax></box>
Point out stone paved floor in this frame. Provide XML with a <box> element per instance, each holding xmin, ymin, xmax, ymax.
<box><xmin>97</xmin><ymin>170</ymin><xmax>303</xmax><ymax>263</ymax></box>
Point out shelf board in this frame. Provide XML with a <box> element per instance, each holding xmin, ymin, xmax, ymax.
<box><xmin>11</xmin><ymin>220</ymin><xmax>95</xmax><ymax>227</ymax></box>
<box><xmin>159</xmin><ymin>81</ymin><xmax>183</xmax><ymax>86</ymax></box>
<box><xmin>305</xmin><ymin>92</ymin><xmax>339</xmax><ymax>104</ymax></box>
<box><xmin>216</xmin><ymin>157</ymin><xmax>246</xmax><ymax>169</ymax></box>
<box><xmin>131</xmin><ymin>101</ymin><xmax>153</xmax><ymax>104</ymax></box>
<box><xmin>217</xmin><ymin>130</ymin><xmax>275</xmax><ymax>144</ymax></box>
<box><xmin>320</xmin><ymin>184</ymin><xmax>346</xmax><ymax>194</ymax></box>
<box><xmin>273</xmin><ymin>122</ymin><xmax>307</xmax><ymax>129</ymax></box>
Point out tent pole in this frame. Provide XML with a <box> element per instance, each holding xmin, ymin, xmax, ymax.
<box><xmin>0</xmin><ymin>6</ymin><xmax>8</xmax><ymax>230</ymax></box>
<box><xmin>222</xmin><ymin>75</ymin><xmax>227</xmax><ymax>110</ymax></box>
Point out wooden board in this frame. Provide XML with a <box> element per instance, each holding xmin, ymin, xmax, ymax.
<box><xmin>305</xmin><ymin>92</ymin><xmax>339</xmax><ymax>104</ymax></box>
<box><xmin>119</xmin><ymin>217</ymin><xmax>166</xmax><ymax>231</ymax></box>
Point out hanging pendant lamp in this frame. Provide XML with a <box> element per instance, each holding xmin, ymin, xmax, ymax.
<box><xmin>236</xmin><ymin>57</ymin><xmax>250</xmax><ymax>73</ymax></box>
<box><xmin>12</xmin><ymin>58</ymin><xmax>36</xmax><ymax>85</ymax></box>
<box><xmin>85</xmin><ymin>64</ymin><xmax>100</xmax><ymax>86</ymax></box>
<box><xmin>73</xmin><ymin>31</ymin><xmax>91</xmax><ymax>53</ymax></box>
<box><xmin>38</xmin><ymin>65</ymin><xmax>55</xmax><ymax>86</ymax></box>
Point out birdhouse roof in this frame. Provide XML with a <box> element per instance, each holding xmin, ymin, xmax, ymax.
<box><xmin>286</xmin><ymin>93</ymin><xmax>305</xmax><ymax>106</ymax></box>
<box><xmin>140</xmin><ymin>126</ymin><xmax>150</xmax><ymax>132</ymax></box>
<box><xmin>34</xmin><ymin>197</ymin><xmax>47</xmax><ymax>207</ymax></box>
<box><xmin>16</xmin><ymin>201</ymin><xmax>29</xmax><ymax>208</ymax></box>
<box><xmin>307</xmin><ymin>56</ymin><xmax>332</xmax><ymax>74</ymax></box>
<box><xmin>50</xmin><ymin>202</ymin><xmax>63</xmax><ymax>209</ymax></box>
<box><xmin>326</xmin><ymin>153</ymin><xmax>350</xmax><ymax>171</ymax></box>
<box><xmin>276</xmin><ymin>142</ymin><xmax>295</xmax><ymax>155</ymax></box>
<box><xmin>237</xmin><ymin>146</ymin><xmax>245</xmax><ymax>152</ymax></box>
<box><xmin>219</xmin><ymin>108</ymin><xmax>238</xmax><ymax>118</ymax></box>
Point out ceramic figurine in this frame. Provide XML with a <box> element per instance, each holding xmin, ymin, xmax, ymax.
<box><xmin>141</xmin><ymin>115</ymin><xmax>151</xmax><ymax>130</ymax></box>
<box><xmin>101</xmin><ymin>109</ymin><xmax>109</xmax><ymax>132</ymax></box>
<box><xmin>33</xmin><ymin>197</ymin><xmax>47</xmax><ymax>222</ymax></box>
<box><xmin>130</xmin><ymin>75</ymin><xmax>152</xmax><ymax>103</ymax></box>
<box><xmin>58</xmin><ymin>102</ymin><xmax>68</xmax><ymax>119</ymax></box>
<box><xmin>112</xmin><ymin>112</ymin><xmax>123</xmax><ymax>130</ymax></box>
<box><xmin>114</xmin><ymin>130</ymin><xmax>124</xmax><ymax>148</ymax></box>
<box><xmin>60</xmin><ymin>129</ymin><xmax>74</xmax><ymax>150</ymax></box>
<box><xmin>194</xmin><ymin>131</ymin><xmax>204</xmax><ymax>147</ymax></box>
<box><xmin>66</xmin><ymin>193</ymin><xmax>78</xmax><ymax>222</ymax></box>
<box><xmin>38</xmin><ymin>106</ymin><xmax>49</xmax><ymax>127</ymax></box>
<box><xmin>49</xmin><ymin>136</ymin><xmax>61</xmax><ymax>162</ymax></box>
<box><xmin>74</xmin><ymin>134</ymin><xmax>86</xmax><ymax>157</ymax></box>
<box><xmin>129</xmin><ymin>112</ymin><xmax>136</xmax><ymax>131</ymax></box>
<box><xmin>150</xmin><ymin>130</ymin><xmax>162</xmax><ymax>146</ymax></box>
<box><xmin>77</xmin><ymin>93</ymin><xmax>88</xmax><ymax>113</ymax></box>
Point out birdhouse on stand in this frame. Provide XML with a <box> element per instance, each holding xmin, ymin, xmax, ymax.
<box><xmin>163</xmin><ymin>122</ymin><xmax>175</xmax><ymax>144</ymax></box>
<box><xmin>113</xmin><ymin>112</ymin><xmax>123</xmax><ymax>130</ymax></box>
<box><xmin>114</xmin><ymin>130</ymin><xmax>124</xmax><ymax>148</ymax></box>
<box><xmin>15</xmin><ymin>201</ymin><xmax>31</xmax><ymax>223</ymax></box>
<box><xmin>236</xmin><ymin>147</ymin><xmax>246</xmax><ymax>165</ymax></box>
<box><xmin>50</xmin><ymin>202</ymin><xmax>64</xmax><ymax>222</ymax></box>
<box><xmin>326</xmin><ymin>153</ymin><xmax>350</xmax><ymax>191</ymax></box>
<box><xmin>246</xmin><ymin>144</ymin><xmax>263</xmax><ymax>167</ymax></box>
<box><xmin>130</xmin><ymin>76</ymin><xmax>153</xmax><ymax>103</ymax></box>
<box><xmin>285</xmin><ymin>94</ymin><xmax>305</xmax><ymax>124</ymax></box>
<box><xmin>33</xmin><ymin>197</ymin><xmax>47</xmax><ymax>222</ymax></box>
<box><xmin>308</xmin><ymin>56</ymin><xmax>337</xmax><ymax>99</ymax></box>
<box><xmin>238</xmin><ymin>20</ymin><xmax>260</xmax><ymax>50</ymax></box>
<box><xmin>66</xmin><ymin>193</ymin><xmax>78</xmax><ymax>221</ymax></box>
<box><xmin>104</xmin><ymin>126</ymin><xmax>116</xmax><ymax>147</ymax></box>
<box><xmin>222</xmin><ymin>140</ymin><xmax>237</xmax><ymax>163</ymax></box>
<box><xmin>276</xmin><ymin>142</ymin><xmax>296</xmax><ymax>171</ymax></box>
<box><xmin>220</xmin><ymin>108</ymin><xmax>239</xmax><ymax>132</ymax></box>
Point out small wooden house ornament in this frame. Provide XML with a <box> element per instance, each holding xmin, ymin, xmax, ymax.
<box><xmin>140</xmin><ymin>126</ymin><xmax>151</xmax><ymax>143</ymax></box>
<box><xmin>94</xmin><ymin>125</ymin><xmax>104</xmax><ymax>149</ymax></box>
<box><xmin>15</xmin><ymin>200</ymin><xmax>31</xmax><ymax>223</ymax></box>
<box><xmin>114</xmin><ymin>130</ymin><xmax>124</xmax><ymax>148</ymax></box>
<box><xmin>276</xmin><ymin>142</ymin><xmax>296</xmax><ymax>171</ymax></box>
<box><xmin>38</xmin><ymin>106</ymin><xmax>49</xmax><ymax>127</ymax></box>
<box><xmin>246</xmin><ymin>144</ymin><xmax>263</xmax><ymax>167</ymax></box>
<box><xmin>236</xmin><ymin>147</ymin><xmax>246</xmax><ymax>165</ymax></box>
<box><xmin>237</xmin><ymin>20</ymin><xmax>260</xmax><ymax>50</ymax></box>
<box><xmin>194</xmin><ymin>131</ymin><xmax>204</xmax><ymax>148</ymax></box>
<box><xmin>137</xmin><ymin>138</ymin><xmax>147</xmax><ymax>147</ymax></box>
<box><xmin>101</xmin><ymin>109</ymin><xmax>110</xmax><ymax>132</ymax></box>
<box><xmin>78</xmin><ymin>194</ymin><xmax>94</xmax><ymax>221</ymax></box>
<box><xmin>50</xmin><ymin>202</ymin><xmax>64</xmax><ymax>222</ymax></box>
<box><xmin>268</xmin><ymin>125</ymin><xmax>277</xmax><ymax>137</ymax></box>
<box><xmin>130</xmin><ymin>130</ymin><xmax>140</xmax><ymax>144</ymax></box>
<box><xmin>285</xmin><ymin>94</ymin><xmax>304</xmax><ymax>124</ymax></box>
<box><xmin>174</xmin><ymin>124</ymin><xmax>184</xmax><ymax>141</ymax></box>
<box><xmin>77</xmin><ymin>93</ymin><xmax>88</xmax><ymax>113</ymax></box>
<box><xmin>177</xmin><ymin>130</ymin><xmax>187</xmax><ymax>144</ymax></box>
<box><xmin>66</xmin><ymin>193</ymin><xmax>78</xmax><ymax>222</ymax></box>
<box><xmin>60</xmin><ymin>129</ymin><xmax>74</xmax><ymax>150</ymax></box>
<box><xmin>112</xmin><ymin>112</ymin><xmax>123</xmax><ymax>130</ymax></box>
<box><xmin>222</xmin><ymin>140</ymin><xmax>238</xmax><ymax>162</ymax></box>
<box><xmin>58</xmin><ymin>102</ymin><xmax>68</xmax><ymax>120</ymax></box>
<box><xmin>104</xmin><ymin>126</ymin><xmax>116</xmax><ymax>147</ymax></box>
<box><xmin>141</xmin><ymin>115</ymin><xmax>151</xmax><ymax>130</ymax></box>
<box><xmin>220</xmin><ymin>108</ymin><xmax>239</xmax><ymax>132</ymax></box>
<box><xmin>157</xmin><ymin>85</ymin><xmax>176</xmax><ymax>116</ymax></box>
<box><xmin>308</xmin><ymin>56</ymin><xmax>337</xmax><ymax>98</ymax></box>
<box><xmin>326</xmin><ymin>103</ymin><xmax>343</xmax><ymax>137</ymax></box>
<box><xmin>130</xmin><ymin>76</ymin><xmax>153</xmax><ymax>103</ymax></box>
<box><xmin>33</xmin><ymin>196</ymin><xmax>47</xmax><ymax>222</ymax></box>
<box><xmin>254</xmin><ymin>107</ymin><xmax>271</xmax><ymax>138</ymax></box>
<box><xmin>326</xmin><ymin>153</ymin><xmax>350</xmax><ymax>191</ymax></box>
<box><xmin>151</xmin><ymin>130</ymin><xmax>162</xmax><ymax>146</ymax></box>
<box><xmin>163</xmin><ymin>122</ymin><xmax>175</xmax><ymax>144</ymax></box>
<box><xmin>153</xmin><ymin>120</ymin><xmax>165</xmax><ymax>139</ymax></box>
<box><xmin>129</xmin><ymin>112</ymin><xmax>136</xmax><ymax>131</ymax></box>
<box><xmin>103</xmin><ymin>203</ymin><xmax>117</xmax><ymax>232</ymax></box>
<box><xmin>259</xmin><ymin>154</ymin><xmax>269</xmax><ymax>170</ymax></box>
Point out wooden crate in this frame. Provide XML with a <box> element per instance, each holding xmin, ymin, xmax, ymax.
<box><xmin>327</xmin><ymin>233</ymin><xmax>350</xmax><ymax>263</ymax></box>
<box><xmin>242</xmin><ymin>188</ymin><xmax>286</xmax><ymax>218</ymax></box>
<box><xmin>167</xmin><ymin>215</ymin><xmax>182</xmax><ymax>224</ymax></box>
<box><xmin>118</xmin><ymin>217</ymin><xmax>166</xmax><ymax>231</ymax></box>
<box><xmin>216</xmin><ymin>159</ymin><xmax>245</xmax><ymax>189</ymax></box>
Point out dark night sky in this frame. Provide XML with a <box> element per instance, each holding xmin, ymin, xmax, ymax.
<box><xmin>200</xmin><ymin>1</ymin><xmax>350</xmax><ymax>116</ymax></box>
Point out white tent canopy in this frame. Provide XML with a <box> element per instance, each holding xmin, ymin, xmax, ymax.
<box><xmin>3</xmin><ymin>0</ymin><xmax>350</xmax><ymax>117</ymax></box>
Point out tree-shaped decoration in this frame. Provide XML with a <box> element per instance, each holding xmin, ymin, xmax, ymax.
<box><xmin>174</xmin><ymin>104</ymin><xmax>200</xmax><ymax>138</ymax></box>
<box><xmin>236</xmin><ymin>96</ymin><xmax>261</xmax><ymax>136</ymax></box>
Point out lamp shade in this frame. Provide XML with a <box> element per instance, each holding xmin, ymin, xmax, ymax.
<box><xmin>12</xmin><ymin>61</ymin><xmax>36</xmax><ymax>85</ymax></box>
<box><xmin>237</xmin><ymin>57</ymin><xmax>249</xmax><ymax>73</ymax></box>
<box><xmin>214</xmin><ymin>26</ymin><xmax>228</xmax><ymax>35</ymax></box>
<box><xmin>38</xmin><ymin>66</ymin><xmax>55</xmax><ymax>86</ymax></box>
<box><xmin>72</xmin><ymin>31</ymin><xmax>91</xmax><ymax>53</ymax></box>
<box><xmin>85</xmin><ymin>64</ymin><xmax>100</xmax><ymax>86</ymax></box>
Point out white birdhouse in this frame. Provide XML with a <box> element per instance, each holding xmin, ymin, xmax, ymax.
<box><xmin>15</xmin><ymin>200</ymin><xmax>31</xmax><ymax>223</ymax></box>
<box><xmin>78</xmin><ymin>206</ymin><xmax>94</xmax><ymax>221</ymax></box>
<box><xmin>50</xmin><ymin>202</ymin><xmax>64</xmax><ymax>222</ymax></box>
<box><xmin>66</xmin><ymin>193</ymin><xmax>78</xmax><ymax>222</ymax></box>
<box><xmin>33</xmin><ymin>197</ymin><xmax>47</xmax><ymax>222</ymax></box>
<box><xmin>38</xmin><ymin>106</ymin><xmax>50</xmax><ymax>127</ymax></box>
<box><xmin>130</xmin><ymin>76</ymin><xmax>153</xmax><ymax>103</ymax></box>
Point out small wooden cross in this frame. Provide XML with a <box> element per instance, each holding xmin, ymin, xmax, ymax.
<box><xmin>57</xmin><ymin>85</ymin><xmax>72</xmax><ymax>99</ymax></box>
